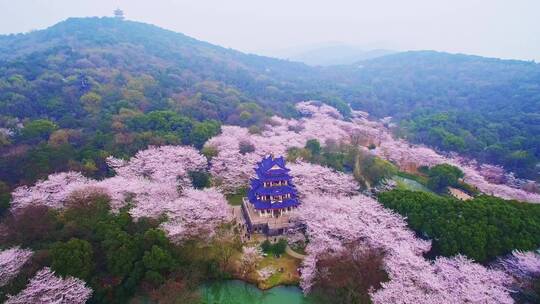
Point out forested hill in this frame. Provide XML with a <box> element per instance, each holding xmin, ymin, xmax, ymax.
<box><xmin>0</xmin><ymin>17</ymin><xmax>538</xmax><ymax>197</ymax></box>
<box><xmin>0</xmin><ymin>17</ymin><xmax>329</xmax><ymax>116</ymax></box>
<box><xmin>0</xmin><ymin>17</ymin><xmax>338</xmax><ymax>191</ymax></box>
<box><xmin>327</xmin><ymin>51</ymin><xmax>540</xmax><ymax>180</ymax></box>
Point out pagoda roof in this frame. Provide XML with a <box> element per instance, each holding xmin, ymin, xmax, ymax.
<box><xmin>255</xmin><ymin>155</ymin><xmax>290</xmax><ymax>178</ymax></box>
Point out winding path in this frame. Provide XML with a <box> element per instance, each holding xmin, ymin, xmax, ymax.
<box><xmin>285</xmin><ymin>245</ymin><xmax>306</xmax><ymax>260</ymax></box>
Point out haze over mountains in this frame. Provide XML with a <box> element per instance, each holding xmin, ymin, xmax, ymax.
<box><xmin>0</xmin><ymin>17</ymin><xmax>538</xmax><ymax>187</ymax></box>
<box><xmin>260</xmin><ymin>42</ymin><xmax>396</xmax><ymax>66</ymax></box>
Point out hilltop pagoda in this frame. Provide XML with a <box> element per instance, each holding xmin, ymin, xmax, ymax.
<box><xmin>113</xmin><ymin>8</ymin><xmax>125</xmax><ymax>19</ymax></box>
<box><xmin>241</xmin><ymin>155</ymin><xmax>300</xmax><ymax>236</ymax></box>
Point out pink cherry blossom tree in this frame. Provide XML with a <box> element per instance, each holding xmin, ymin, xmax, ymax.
<box><xmin>10</xmin><ymin>172</ymin><xmax>93</xmax><ymax>212</ymax></box>
<box><xmin>240</xmin><ymin>246</ymin><xmax>263</xmax><ymax>275</ymax></box>
<box><xmin>302</xmin><ymin>101</ymin><xmax>540</xmax><ymax>203</ymax></box>
<box><xmin>5</xmin><ymin>267</ymin><xmax>92</xmax><ymax>304</ymax></box>
<box><xmin>478</xmin><ymin>164</ymin><xmax>506</xmax><ymax>184</ymax></box>
<box><xmin>372</xmin><ymin>250</ymin><xmax>513</xmax><ymax>304</ymax></box>
<box><xmin>209</xmin><ymin>149</ymin><xmax>261</xmax><ymax>193</ymax></box>
<box><xmin>0</xmin><ymin>247</ymin><xmax>33</xmax><ymax>287</ymax></box>
<box><xmin>159</xmin><ymin>188</ymin><xmax>232</xmax><ymax>243</ymax></box>
<box><xmin>456</xmin><ymin>164</ymin><xmax>540</xmax><ymax>203</ymax></box>
<box><xmin>288</xmin><ymin>161</ymin><xmax>359</xmax><ymax>197</ymax></box>
<box><xmin>95</xmin><ymin>176</ymin><xmax>179</xmax><ymax>214</ymax></box>
<box><xmin>107</xmin><ymin>145</ymin><xmax>207</xmax><ymax>188</ymax></box>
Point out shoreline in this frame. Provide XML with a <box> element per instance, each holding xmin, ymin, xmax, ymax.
<box><xmin>232</xmin><ymin>274</ymin><xmax>301</xmax><ymax>291</ymax></box>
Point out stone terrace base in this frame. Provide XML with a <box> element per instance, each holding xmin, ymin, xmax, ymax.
<box><xmin>241</xmin><ymin>197</ymin><xmax>293</xmax><ymax>236</ymax></box>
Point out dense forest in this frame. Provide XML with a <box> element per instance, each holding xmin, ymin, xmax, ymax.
<box><xmin>0</xmin><ymin>16</ymin><xmax>539</xmax><ymax>198</ymax></box>
<box><xmin>378</xmin><ymin>190</ymin><xmax>540</xmax><ymax>262</ymax></box>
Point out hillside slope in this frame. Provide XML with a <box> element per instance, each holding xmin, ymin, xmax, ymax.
<box><xmin>327</xmin><ymin>51</ymin><xmax>540</xmax><ymax>179</ymax></box>
<box><xmin>0</xmin><ymin>17</ymin><xmax>538</xmax><ymax>192</ymax></box>
<box><xmin>0</xmin><ymin>17</ymin><xmax>341</xmax><ymax>188</ymax></box>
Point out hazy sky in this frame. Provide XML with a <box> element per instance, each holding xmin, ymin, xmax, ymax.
<box><xmin>0</xmin><ymin>0</ymin><xmax>539</xmax><ymax>61</ymax></box>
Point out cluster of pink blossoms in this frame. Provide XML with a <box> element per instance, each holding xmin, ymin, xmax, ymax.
<box><xmin>10</xmin><ymin>172</ymin><xmax>92</xmax><ymax>212</ymax></box>
<box><xmin>285</xmin><ymin>158</ymin><xmax>514</xmax><ymax>302</ymax></box>
<box><xmin>241</xmin><ymin>246</ymin><xmax>263</xmax><ymax>266</ymax></box>
<box><xmin>4</xmin><ymin>148</ymin><xmax>231</xmax><ymax>302</ymax></box>
<box><xmin>294</xmin><ymin>194</ymin><xmax>514</xmax><ymax>303</ymax></box>
<box><xmin>288</xmin><ymin>161</ymin><xmax>359</xmax><ymax>197</ymax></box>
<box><xmin>9</xmin><ymin>146</ymin><xmax>232</xmax><ymax>244</ymax></box>
<box><xmin>5</xmin><ymin>267</ymin><xmax>92</xmax><ymax>304</ymax></box>
<box><xmin>205</xmin><ymin>101</ymin><xmax>385</xmax><ymax>194</ymax></box>
<box><xmin>207</xmin><ymin>101</ymin><xmax>539</xmax><ymax>202</ymax></box>
<box><xmin>106</xmin><ymin>145</ymin><xmax>207</xmax><ymax>187</ymax></box>
<box><xmin>97</xmin><ymin>176</ymin><xmax>180</xmax><ymax>214</ymax></box>
<box><xmin>498</xmin><ymin>250</ymin><xmax>540</xmax><ymax>280</ymax></box>
<box><xmin>496</xmin><ymin>250</ymin><xmax>540</xmax><ymax>297</ymax></box>
<box><xmin>457</xmin><ymin>164</ymin><xmax>540</xmax><ymax>203</ymax></box>
<box><xmin>0</xmin><ymin>247</ymin><xmax>33</xmax><ymax>287</ymax></box>
<box><xmin>159</xmin><ymin>188</ymin><xmax>232</xmax><ymax>242</ymax></box>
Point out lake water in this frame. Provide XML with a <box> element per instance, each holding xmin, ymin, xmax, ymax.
<box><xmin>200</xmin><ymin>280</ymin><xmax>312</xmax><ymax>304</ymax></box>
<box><xmin>393</xmin><ymin>176</ymin><xmax>431</xmax><ymax>193</ymax></box>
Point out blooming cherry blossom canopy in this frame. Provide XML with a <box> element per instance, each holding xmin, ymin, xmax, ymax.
<box><xmin>0</xmin><ymin>247</ymin><xmax>33</xmax><ymax>287</ymax></box>
<box><xmin>294</xmin><ymin>194</ymin><xmax>514</xmax><ymax>303</ymax></box>
<box><xmin>5</xmin><ymin>267</ymin><xmax>92</xmax><ymax>304</ymax></box>
<box><xmin>206</xmin><ymin>101</ymin><xmax>539</xmax><ymax>202</ymax></box>
<box><xmin>9</xmin><ymin>145</ymin><xmax>231</xmax><ymax>244</ymax></box>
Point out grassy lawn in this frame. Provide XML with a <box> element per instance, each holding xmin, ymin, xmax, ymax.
<box><xmin>257</xmin><ymin>255</ymin><xmax>301</xmax><ymax>289</ymax></box>
<box><xmin>226</xmin><ymin>188</ymin><xmax>248</xmax><ymax>206</ymax></box>
<box><xmin>230</xmin><ymin>248</ymin><xmax>301</xmax><ymax>290</ymax></box>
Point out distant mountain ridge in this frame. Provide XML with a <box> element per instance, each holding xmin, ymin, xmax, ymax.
<box><xmin>285</xmin><ymin>45</ymin><xmax>395</xmax><ymax>66</ymax></box>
